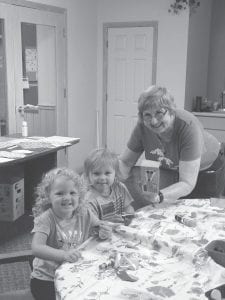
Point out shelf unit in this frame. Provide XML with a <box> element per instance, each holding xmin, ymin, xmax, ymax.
<box><xmin>193</xmin><ymin>112</ymin><xmax>225</xmax><ymax>142</ymax></box>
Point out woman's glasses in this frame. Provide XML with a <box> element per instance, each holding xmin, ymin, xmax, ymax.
<box><xmin>143</xmin><ymin>109</ymin><xmax>167</xmax><ymax>122</ymax></box>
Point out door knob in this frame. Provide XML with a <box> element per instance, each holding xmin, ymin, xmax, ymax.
<box><xmin>17</xmin><ymin>105</ymin><xmax>39</xmax><ymax>114</ymax></box>
<box><xmin>17</xmin><ymin>106</ymin><xmax>24</xmax><ymax>113</ymax></box>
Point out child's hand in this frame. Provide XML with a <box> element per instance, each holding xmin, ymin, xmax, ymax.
<box><xmin>98</xmin><ymin>222</ymin><xmax>112</xmax><ymax>240</ymax></box>
<box><xmin>107</xmin><ymin>214</ymin><xmax>124</xmax><ymax>223</ymax></box>
<box><xmin>64</xmin><ymin>249</ymin><xmax>82</xmax><ymax>263</ymax></box>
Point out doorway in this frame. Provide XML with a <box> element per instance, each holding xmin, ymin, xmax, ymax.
<box><xmin>0</xmin><ymin>1</ymin><xmax>67</xmax><ymax>138</ymax></box>
<box><xmin>103</xmin><ymin>22</ymin><xmax>158</xmax><ymax>155</ymax></box>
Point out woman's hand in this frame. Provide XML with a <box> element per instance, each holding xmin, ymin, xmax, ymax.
<box><xmin>98</xmin><ymin>222</ymin><xmax>112</xmax><ymax>240</ymax></box>
<box><xmin>138</xmin><ymin>192</ymin><xmax>160</xmax><ymax>205</ymax></box>
<box><xmin>63</xmin><ymin>249</ymin><xmax>82</xmax><ymax>263</ymax></box>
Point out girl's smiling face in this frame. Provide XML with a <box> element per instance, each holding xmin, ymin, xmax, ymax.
<box><xmin>88</xmin><ymin>165</ymin><xmax>115</xmax><ymax>196</ymax></box>
<box><xmin>49</xmin><ymin>175</ymin><xmax>79</xmax><ymax>219</ymax></box>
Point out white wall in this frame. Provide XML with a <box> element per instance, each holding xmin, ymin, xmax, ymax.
<box><xmin>65</xmin><ymin>0</ymin><xmax>98</xmax><ymax>173</ymax></box>
<box><xmin>28</xmin><ymin>0</ymin><xmax>98</xmax><ymax>172</ymax></box>
<box><xmin>96</xmin><ymin>0</ymin><xmax>190</xmax><ymax>146</ymax></box>
<box><xmin>207</xmin><ymin>0</ymin><xmax>225</xmax><ymax>105</ymax></box>
<box><xmin>28</xmin><ymin>0</ymin><xmax>190</xmax><ymax>169</ymax></box>
<box><xmin>185</xmin><ymin>0</ymin><xmax>212</xmax><ymax>111</ymax></box>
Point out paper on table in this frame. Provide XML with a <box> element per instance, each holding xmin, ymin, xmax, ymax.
<box><xmin>18</xmin><ymin>141</ymin><xmax>55</xmax><ymax>149</ymax></box>
<box><xmin>0</xmin><ymin>138</ymin><xmax>36</xmax><ymax>149</ymax></box>
<box><xmin>0</xmin><ymin>136</ymin><xmax>80</xmax><ymax>152</ymax></box>
<box><xmin>43</xmin><ymin>136</ymin><xmax>80</xmax><ymax>144</ymax></box>
<box><xmin>0</xmin><ymin>140</ymin><xmax>21</xmax><ymax>149</ymax></box>
<box><xmin>12</xmin><ymin>149</ymin><xmax>33</xmax><ymax>154</ymax></box>
<box><xmin>27</xmin><ymin>136</ymin><xmax>46</xmax><ymax>140</ymax></box>
<box><xmin>0</xmin><ymin>151</ymin><xmax>26</xmax><ymax>159</ymax></box>
<box><xmin>0</xmin><ymin>157</ymin><xmax>14</xmax><ymax>162</ymax></box>
<box><xmin>18</xmin><ymin>136</ymin><xmax>80</xmax><ymax>148</ymax></box>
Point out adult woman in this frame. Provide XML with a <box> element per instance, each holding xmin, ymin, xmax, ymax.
<box><xmin>119</xmin><ymin>85</ymin><xmax>224</xmax><ymax>207</ymax></box>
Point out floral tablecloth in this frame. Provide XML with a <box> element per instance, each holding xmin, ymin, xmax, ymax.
<box><xmin>55</xmin><ymin>199</ymin><xmax>225</xmax><ymax>300</ymax></box>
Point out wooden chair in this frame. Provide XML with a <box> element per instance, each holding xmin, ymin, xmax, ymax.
<box><xmin>0</xmin><ymin>250</ymin><xmax>34</xmax><ymax>300</ymax></box>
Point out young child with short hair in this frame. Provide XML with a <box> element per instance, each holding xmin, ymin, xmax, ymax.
<box><xmin>30</xmin><ymin>167</ymin><xmax>111</xmax><ymax>300</ymax></box>
<box><xmin>84</xmin><ymin>148</ymin><xmax>134</xmax><ymax>223</ymax></box>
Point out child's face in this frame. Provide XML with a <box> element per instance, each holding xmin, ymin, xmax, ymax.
<box><xmin>49</xmin><ymin>175</ymin><xmax>79</xmax><ymax>219</ymax></box>
<box><xmin>88</xmin><ymin>165</ymin><xmax>115</xmax><ymax>195</ymax></box>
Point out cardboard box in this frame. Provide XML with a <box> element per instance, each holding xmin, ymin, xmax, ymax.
<box><xmin>132</xmin><ymin>160</ymin><xmax>160</xmax><ymax>194</ymax></box>
<box><xmin>124</xmin><ymin>160</ymin><xmax>160</xmax><ymax>209</ymax></box>
<box><xmin>0</xmin><ymin>177</ymin><xmax>24</xmax><ymax>221</ymax></box>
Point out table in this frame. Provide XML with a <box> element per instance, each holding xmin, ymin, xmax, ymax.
<box><xmin>55</xmin><ymin>198</ymin><xmax>225</xmax><ymax>300</ymax></box>
<box><xmin>0</xmin><ymin>135</ymin><xmax>80</xmax><ymax>212</ymax></box>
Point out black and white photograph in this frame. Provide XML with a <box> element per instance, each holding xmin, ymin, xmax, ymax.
<box><xmin>0</xmin><ymin>1</ymin><xmax>225</xmax><ymax>299</ymax></box>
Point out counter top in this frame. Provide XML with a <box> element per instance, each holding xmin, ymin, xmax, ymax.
<box><xmin>193</xmin><ymin>111</ymin><xmax>225</xmax><ymax>118</ymax></box>
<box><xmin>0</xmin><ymin>135</ymin><xmax>80</xmax><ymax>166</ymax></box>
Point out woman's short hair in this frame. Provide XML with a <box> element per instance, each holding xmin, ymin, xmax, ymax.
<box><xmin>138</xmin><ymin>85</ymin><xmax>176</xmax><ymax>121</ymax></box>
<box><xmin>84</xmin><ymin>148</ymin><xmax>119</xmax><ymax>178</ymax></box>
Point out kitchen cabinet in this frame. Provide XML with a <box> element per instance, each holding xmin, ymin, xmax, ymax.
<box><xmin>193</xmin><ymin>112</ymin><xmax>225</xmax><ymax>142</ymax></box>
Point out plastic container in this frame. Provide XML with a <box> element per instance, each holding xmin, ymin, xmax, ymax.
<box><xmin>22</xmin><ymin>120</ymin><xmax>28</xmax><ymax>137</ymax></box>
<box><xmin>195</xmin><ymin>96</ymin><xmax>202</xmax><ymax>112</ymax></box>
<box><xmin>205</xmin><ymin>240</ymin><xmax>225</xmax><ymax>267</ymax></box>
<box><xmin>175</xmin><ymin>214</ymin><xmax>197</xmax><ymax>227</ymax></box>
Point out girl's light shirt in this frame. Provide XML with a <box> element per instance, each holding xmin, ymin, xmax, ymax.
<box><xmin>53</xmin><ymin>214</ymin><xmax>83</xmax><ymax>250</ymax></box>
<box><xmin>31</xmin><ymin>207</ymin><xmax>95</xmax><ymax>281</ymax></box>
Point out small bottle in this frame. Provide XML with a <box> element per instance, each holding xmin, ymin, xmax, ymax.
<box><xmin>175</xmin><ymin>214</ymin><xmax>196</xmax><ymax>227</ymax></box>
<box><xmin>22</xmin><ymin>120</ymin><xmax>28</xmax><ymax>137</ymax></box>
<box><xmin>195</xmin><ymin>96</ymin><xmax>202</xmax><ymax>112</ymax></box>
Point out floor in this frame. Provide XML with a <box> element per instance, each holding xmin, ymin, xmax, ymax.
<box><xmin>0</xmin><ymin>213</ymin><xmax>33</xmax><ymax>293</ymax></box>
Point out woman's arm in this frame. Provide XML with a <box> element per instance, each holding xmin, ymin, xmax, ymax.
<box><xmin>119</xmin><ymin>147</ymin><xmax>142</xmax><ymax>179</ymax></box>
<box><xmin>161</xmin><ymin>158</ymin><xmax>201</xmax><ymax>202</ymax></box>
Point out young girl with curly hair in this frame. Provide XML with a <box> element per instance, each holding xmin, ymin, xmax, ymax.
<box><xmin>30</xmin><ymin>167</ymin><xmax>111</xmax><ymax>300</ymax></box>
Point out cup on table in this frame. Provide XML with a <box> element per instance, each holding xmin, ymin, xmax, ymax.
<box><xmin>210</xmin><ymin>198</ymin><xmax>225</xmax><ymax>208</ymax></box>
<box><xmin>213</xmin><ymin>102</ymin><xmax>219</xmax><ymax>111</ymax></box>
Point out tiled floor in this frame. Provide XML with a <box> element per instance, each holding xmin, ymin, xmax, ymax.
<box><xmin>0</xmin><ymin>261</ymin><xmax>31</xmax><ymax>293</ymax></box>
<box><xmin>0</xmin><ymin>214</ymin><xmax>33</xmax><ymax>293</ymax></box>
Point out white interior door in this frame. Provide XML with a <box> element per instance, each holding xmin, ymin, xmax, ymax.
<box><xmin>0</xmin><ymin>2</ymin><xmax>67</xmax><ymax>166</ymax></box>
<box><xmin>0</xmin><ymin>4</ymin><xmax>15</xmax><ymax>137</ymax></box>
<box><xmin>12</xmin><ymin>5</ymin><xmax>67</xmax><ymax>138</ymax></box>
<box><xmin>106</xmin><ymin>26</ymin><xmax>157</xmax><ymax>155</ymax></box>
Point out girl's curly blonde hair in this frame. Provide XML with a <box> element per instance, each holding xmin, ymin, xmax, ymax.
<box><xmin>32</xmin><ymin>168</ymin><xmax>85</xmax><ymax>217</ymax></box>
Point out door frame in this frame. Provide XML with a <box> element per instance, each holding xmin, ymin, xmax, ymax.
<box><xmin>0</xmin><ymin>0</ymin><xmax>68</xmax><ymax>137</ymax></box>
<box><xmin>102</xmin><ymin>21</ymin><xmax>158</xmax><ymax>148</ymax></box>
<box><xmin>0</xmin><ymin>0</ymin><xmax>65</xmax><ymax>14</ymax></box>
